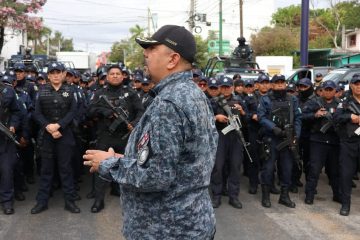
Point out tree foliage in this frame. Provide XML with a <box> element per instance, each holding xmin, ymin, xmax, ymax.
<box><xmin>0</xmin><ymin>0</ymin><xmax>46</xmax><ymax>54</ymax></box>
<box><xmin>250</xmin><ymin>26</ymin><xmax>299</xmax><ymax>56</ymax></box>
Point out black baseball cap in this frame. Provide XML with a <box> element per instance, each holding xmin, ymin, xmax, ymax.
<box><xmin>135</xmin><ymin>25</ymin><xmax>196</xmax><ymax>63</ymax></box>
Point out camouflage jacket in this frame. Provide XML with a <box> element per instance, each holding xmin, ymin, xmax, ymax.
<box><xmin>99</xmin><ymin>71</ymin><xmax>218</xmax><ymax>240</ymax></box>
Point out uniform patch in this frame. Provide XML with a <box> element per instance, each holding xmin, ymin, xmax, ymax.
<box><xmin>124</xmin><ymin>92</ymin><xmax>129</xmax><ymax>98</ymax></box>
<box><xmin>337</xmin><ymin>103</ymin><xmax>343</xmax><ymax>109</ymax></box>
<box><xmin>137</xmin><ymin>132</ymin><xmax>150</xmax><ymax>166</ymax></box>
<box><xmin>62</xmin><ymin>92</ymin><xmax>69</xmax><ymax>97</ymax></box>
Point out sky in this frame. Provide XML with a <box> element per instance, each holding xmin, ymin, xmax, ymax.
<box><xmin>38</xmin><ymin>0</ymin><xmax>333</xmax><ymax>54</ymax></box>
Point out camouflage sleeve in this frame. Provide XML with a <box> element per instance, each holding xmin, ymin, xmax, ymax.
<box><xmin>100</xmin><ymin>99</ymin><xmax>183</xmax><ymax>192</ymax></box>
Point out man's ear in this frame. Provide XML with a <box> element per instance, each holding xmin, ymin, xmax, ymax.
<box><xmin>166</xmin><ymin>53</ymin><xmax>181</xmax><ymax>70</ymax></box>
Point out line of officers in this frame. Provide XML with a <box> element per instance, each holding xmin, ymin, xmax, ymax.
<box><xmin>1</xmin><ymin>61</ymin><xmax>360</xmax><ymax>218</ymax></box>
<box><xmin>193</xmin><ymin>71</ymin><xmax>360</xmax><ymax>217</ymax></box>
<box><xmin>0</xmin><ymin>62</ymin><xmax>153</xmax><ymax>215</ymax></box>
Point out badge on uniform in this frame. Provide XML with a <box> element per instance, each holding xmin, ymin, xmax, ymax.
<box><xmin>137</xmin><ymin>132</ymin><xmax>150</xmax><ymax>166</ymax></box>
<box><xmin>62</xmin><ymin>92</ymin><xmax>69</xmax><ymax>98</ymax></box>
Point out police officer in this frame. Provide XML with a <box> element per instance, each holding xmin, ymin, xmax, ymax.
<box><xmin>207</xmin><ymin>78</ymin><xmax>220</xmax><ymax>98</ymax></box>
<box><xmin>211</xmin><ymin>76</ymin><xmax>247</xmax><ymax>209</ymax></box>
<box><xmin>292</xmin><ymin>78</ymin><xmax>317</xmax><ymax>193</ymax></box>
<box><xmin>334</xmin><ymin>74</ymin><xmax>360</xmax><ymax>216</ymax></box>
<box><xmin>132</xmin><ymin>73</ymin><xmax>143</xmax><ymax>97</ymax></box>
<box><xmin>257</xmin><ymin>74</ymin><xmax>302</xmax><ymax>208</ymax></box>
<box><xmin>244</xmin><ymin>75</ymin><xmax>271</xmax><ymax>194</ymax></box>
<box><xmin>31</xmin><ymin>62</ymin><xmax>80</xmax><ymax>214</ymax></box>
<box><xmin>0</xmin><ymin>74</ymin><xmax>23</xmax><ymax>214</ymax></box>
<box><xmin>87</xmin><ymin>64</ymin><xmax>144</xmax><ymax>213</ymax></box>
<box><xmin>84</xmin><ymin>25</ymin><xmax>217</xmax><ymax>239</ymax></box>
<box><xmin>303</xmin><ymin>80</ymin><xmax>340</xmax><ymax>205</ymax></box>
<box><xmin>139</xmin><ymin>77</ymin><xmax>154</xmax><ymax>109</ymax></box>
<box><xmin>13</xmin><ymin>62</ymin><xmax>37</xmax><ymax>102</ymax></box>
<box><xmin>314</xmin><ymin>73</ymin><xmax>323</xmax><ymax>88</ymax></box>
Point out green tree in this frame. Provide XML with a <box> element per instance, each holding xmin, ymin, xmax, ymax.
<box><xmin>0</xmin><ymin>0</ymin><xmax>46</xmax><ymax>54</ymax></box>
<box><xmin>271</xmin><ymin>5</ymin><xmax>302</xmax><ymax>28</ymax></box>
<box><xmin>250</xmin><ymin>26</ymin><xmax>299</xmax><ymax>56</ymax></box>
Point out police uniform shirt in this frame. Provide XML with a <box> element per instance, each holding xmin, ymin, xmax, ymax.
<box><xmin>34</xmin><ymin>83</ymin><xmax>76</xmax><ymax>130</ymax></box>
<box><xmin>98</xmin><ymin>71</ymin><xmax>218</xmax><ymax>239</ymax></box>
<box><xmin>0</xmin><ymin>82</ymin><xmax>22</xmax><ymax>152</ymax></box>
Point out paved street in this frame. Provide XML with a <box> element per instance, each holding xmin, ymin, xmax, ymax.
<box><xmin>1</xmin><ymin>173</ymin><xmax>359</xmax><ymax>240</ymax></box>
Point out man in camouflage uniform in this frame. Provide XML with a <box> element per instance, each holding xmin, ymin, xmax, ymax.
<box><xmin>84</xmin><ymin>25</ymin><xmax>218</xmax><ymax>239</ymax></box>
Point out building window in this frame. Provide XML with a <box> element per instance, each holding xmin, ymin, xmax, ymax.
<box><xmin>348</xmin><ymin>34</ymin><xmax>356</xmax><ymax>47</ymax></box>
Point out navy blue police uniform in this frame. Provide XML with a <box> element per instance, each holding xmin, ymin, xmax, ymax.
<box><xmin>211</xmin><ymin>76</ymin><xmax>247</xmax><ymax>209</ymax></box>
<box><xmin>302</xmin><ymin>80</ymin><xmax>340</xmax><ymax>204</ymax></box>
<box><xmin>31</xmin><ymin>62</ymin><xmax>80</xmax><ymax>214</ymax></box>
<box><xmin>334</xmin><ymin>74</ymin><xmax>360</xmax><ymax>216</ymax></box>
<box><xmin>0</xmin><ymin>76</ymin><xmax>22</xmax><ymax>214</ymax></box>
<box><xmin>257</xmin><ymin>74</ymin><xmax>302</xmax><ymax>208</ymax></box>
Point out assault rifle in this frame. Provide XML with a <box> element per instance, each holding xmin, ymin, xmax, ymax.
<box><xmin>99</xmin><ymin>95</ymin><xmax>131</xmax><ymax>138</ymax></box>
<box><xmin>216</xmin><ymin>95</ymin><xmax>253</xmax><ymax>162</ymax></box>
<box><xmin>273</xmin><ymin>100</ymin><xmax>301</xmax><ymax>168</ymax></box>
<box><xmin>0</xmin><ymin>121</ymin><xmax>20</xmax><ymax>146</ymax></box>
<box><xmin>314</xmin><ymin>97</ymin><xmax>335</xmax><ymax>134</ymax></box>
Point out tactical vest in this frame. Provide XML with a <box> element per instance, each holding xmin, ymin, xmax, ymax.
<box><xmin>269</xmin><ymin>93</ymin><xmax>291</xmax><ymax>129</ymax></box>
<box><xmin>311</xmin><ymin>97</ymin><xmax>339</xmax><ymax>133</ymax></box>
<box><xmin>38</xmin><ymin>84</ymin><xmax>73</xmax><ymax>122</ymax></box>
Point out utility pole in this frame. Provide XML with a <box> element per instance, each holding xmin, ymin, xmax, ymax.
<box><xmin>148</xmin><ymin>8</ymin><xmax>151</xmax><ymax>37</ymax></box>
<box><xmin>189</xmin><ymin>0</ymin><xmax>195</xmax><ymax>33</ymax></box>
<box><xmin>46</xmin><ymin>34</ymin><xmax>50</xmax><ymax>56</ymax></box>
<box><xmin>239</xmin><ymin>0</ymin><xmax>243</xmax><ymax>37</ymax></box>
<box><xmin>300</xmin><ymin>0</ymin><xmax>309</xmax><ymax>66</ymax></box>
<box><xmin>219</xmin><ymin>0</ymin><xmax>223</xmax><ymax>56</ymax></box>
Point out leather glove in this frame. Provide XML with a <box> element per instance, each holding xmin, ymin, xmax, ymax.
<box><xmin>273</xmin><ymin>127</ymin><xmax>284</xmax><ymax>137</ymax></box>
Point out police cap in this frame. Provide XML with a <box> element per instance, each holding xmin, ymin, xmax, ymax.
<box><xmin>136</xmin><ymin>25</ymin><xmax>196</xmax><ymax>63</ymax></box>
<box><xmin>257</xmin><ymin>74</ymin><xmax>270</xmax><ymax>83</ymax></box>
<box><xmin>14</xmin><ymin>62</ymin><xmax>26</xmax><ymax>71</ymax></box>
<box><xmin>271</xmin><ymin>74</ymin><xmax>286</xmax><ymax>83</ymax></box>
<box><xmin>350</xmin><ymin>74</ymin><xmax>360</xmax><ymax>84</ymax></box>
<box><xmin>297</xmin><ymin>78</ymin><xmax>312</xmax><ymax>87</ymax></box>
<box><xmin>219</xmin><ymin>76</ymin><xmax>233</xmax><ymax>87</ymax></box>
<box><xmin>322</xmin><ymin>80</ymin><xmax>336</xmax><ymax>89</ymax></box>
<box><xmin>207</xmin><ymin>78</ymin><xmax>218</xmax><ymax>88</ymax></box>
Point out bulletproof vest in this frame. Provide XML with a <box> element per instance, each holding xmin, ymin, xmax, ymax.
<box><xmin>269</xmin><ymin>93</ymin><xmax>291</xmax><ymax>129</ymax></box>
<box><xmin>312</xmin><ymin>97</ymin><xmax>339</xmax><ymax>133</ymax></box>
<box><xmin>38</xmin><ymin>84</ymin><xmax>73</xmax><ymax>122</ymax></box>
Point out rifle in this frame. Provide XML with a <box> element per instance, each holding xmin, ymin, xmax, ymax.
<box><xmin>216</xmin><ymin>95</ymin><xmax>253</xmax><ymax>162</ymax></box>
<box><xmin>99</xmin><ymin>95</ymin><xmax>131</xmax><ymax>139</ymax></box>
<box><xmin>314</xmin><ymin>97</ymin><xmax>335</xmax><ymax>134</ymax></box>
<box><xmin>274</xmin><ymin>98</ymin><xmax>301</xmax><ymax>168</ymax></box>
<box><xmin>348</xmin><ymin>101</ymin><xmax>360</xmax><ymax>136</ymax></box>
<box><xmin>0</xmin><ymin>121</ymin><xmax>20</xmax><ymax>146</ymax></box>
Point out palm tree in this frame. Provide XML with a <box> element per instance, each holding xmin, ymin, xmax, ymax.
<box><xmin>129</xmin><ymin>24</ymin><xmax>146</xmax><ymax>40</ymax></box>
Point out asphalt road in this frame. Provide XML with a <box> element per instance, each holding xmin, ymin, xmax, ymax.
<box><xmin>1</xmin><ymin>173</ymin><xmax>359</xmax><ymax>240</ymax></box>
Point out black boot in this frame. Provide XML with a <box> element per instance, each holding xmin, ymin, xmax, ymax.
<box><xmin>340</xmin><ymin>204</ymin><xmax>350</xmax><ymax>216</ymax></box>
<box><xmin>91</xmin><ymin>199</ymin><xmax>104</xmax><ymax>213</ymax></box>
<box><xmin>31</xmin><ymin>203</ymin><xmax>48</xmax><ymax>214</ymax></box>
<box><xmin>261</xmin><ymin>185</ymin><xmax>271</xmax><ymax>208</ymax></box>
<box><xmin>229</xmin><ymin>198</ymin><xmax>242</xmax><ymax>209</ymax></box>
<box><xmin>65</xmin><ymin>200</ymin><xmax>80</xmax><ymax>213</ymax></box>
<box><xmin>270</xmin><ymin>183</ymin><xmax>280</xmax><ymax>195</ymax></box>
<box><xmin>248</xmin><ymin>184</ymin><xmax>258</xmax><ymax>195</ymax></box>
<box><xmin>278</xmin><ymin>187</ymin><xmax>296</xmax><ymax>208</ymax></box>
<box><xmin>212</xmin><ymin>196</ymin><xmax>221</xmax><ymax>208</ymax></box>
<box><xmin>304</xmin><ymin>194</ymin><xmax>314</xmax><ymax>205</ymax></box>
